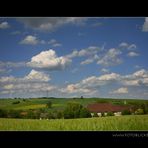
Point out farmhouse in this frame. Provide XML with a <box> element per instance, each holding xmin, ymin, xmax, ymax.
<box><xmin>87</xmin><ymin>103</ymin><xmax>131</xmax><ymax>117</ymax></box>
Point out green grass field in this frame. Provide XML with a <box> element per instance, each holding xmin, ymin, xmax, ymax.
<box><xmin>0</xmin><ymin>115</ymin><xmax>148</xmax><ymax>131</ymax></box>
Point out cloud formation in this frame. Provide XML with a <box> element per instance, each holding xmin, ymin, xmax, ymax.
<box><xmin>0</xmin><ymin>69</ymin><xmax>55</xmax><ymax>97</ymax></box>
<box><xmin>127</xmin><ymin>51</ymin><xmax>139</xmax><ymax>57</ymax></box>
<box><xmin>119</xmin><ymin>42</ymin><xmax>137</xmax><ymax>50</ymax></box>
<box><xmin>0</xmin><ymin>22</ymin><xmax>10</xmax><ymax>29</ymax></box>
<box><xmin>60</xmin><ymin>69</ymin><xmax>148</xmax><ymax>96</ymax></box>
<box><xmin>142</xmin><ymin>17</ymin><xmax>148</xmax><ymax>32</ymax></box>
<box><xmin>111</xmin><ymin>87</ymin><xmax>128</xmax><ymax>94</ymax></box>
<box><xmin>97</xmin><ymin>48</ymin><xmax>122</xmax><ymax>66</ymax></box>
<box><xmin>48</xmin><ymin>39</ymin><xmax>62</xmax><ymax>47</ymax></box>
<box><xmin>20</xmin><ymin>35</ymin><xmax>39</xmax><ymax>45</ymax></box>
<box><xmin>18</xmin><ymin>17</ymin><xmax>87</xmax><ymax>32</ymax></box>
<box><xmin>27</xmin><ymin>49</ymin><xmax>72</xmax><ymax>71</ymax></box>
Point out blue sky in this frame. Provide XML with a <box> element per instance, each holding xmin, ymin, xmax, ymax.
<box><xmin>0</xmin><ymin>17</ymin><xmax>148</xmax><ymax>99</ymax></box>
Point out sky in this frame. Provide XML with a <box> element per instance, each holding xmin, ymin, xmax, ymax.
<box><xmin>0</xmin><ymin>17</ymin><xmax>148</xmax><ymax>99</ymax></box>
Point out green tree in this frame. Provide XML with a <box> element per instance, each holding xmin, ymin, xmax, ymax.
<box><xmin>122</xmin><ymin>110</ymin><xmax>131</xmax><ymax>115</ymax></box>
<box><xmin>107</xmin><ymin>112</ymin><xmax>114</xmax><ymax>116</ymax></box>
<box><xmin>8</xmin><ymin>110</ymin><xmax>21</xmax><ymax>118</ymax></box>
<box><xmin>63</xmin><ymin>102</ymin><xmax>83</xmax><ymax>119</ymax></box>
<box><xmin>79</xmin><ymin>108</ymin><xmax>91</xmax><ymax>118</ymax></box>
<box><xmin>46</xmin><ymin>101</ymin><xmax>52</xmax><ymax>108</ymax></box>
<box><xmin>0</xmin><ymin>109</ymin><xmax>7</xmax><ymax>118</ymax></box>
<box><xmin>135</xmin><ymin>108</ymin><xmax>144</xmax><ymax>115</ymax></box>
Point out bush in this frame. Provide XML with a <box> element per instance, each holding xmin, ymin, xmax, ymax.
<box><xmin>139</xmin><ymin>103</ymin><xmax>148</xmax><ymax>114</ymax></box>
<box><xmin>93</xmin><ymin>112</ymin><xmax>98</xmax><ymax>117</ymax></box>
<box><xmin>79</xmin><ymin>108</ymin><xmax>91</xmax><ymax>118</ymax></box>
<box><xmin>63</xmin><ymin>102</ymin><xmax>83</xmax><ymax>119</ymax></box>
<box><xmin>56</xmin><ymin>111</ymin><xmax>63</xmax><ymax>119</ymax></box>
<box><xmin>107</xmin><ymin>112</ymin><xmax>114</xmax><ymax>116</ymax></box>
<box><xmin>12</xmin><ymin>101</ymin><xmax>20</xmax><ymax>104</ymax></box>
<box><xmin>122</xmin><ymin>110</ymin><xmax>131</xmax><ymax>115</ymax></box>
<box><xmin>135</xmin><ymin>108</ymin><xmax>144</xmax><ymax>115</ymax></box>
<box><xmin>8</xmin><ymin>110</ymin><xmax>21</xmax><ymax>118</ymax></box>
<box><xmin>46</xmin><ymin>101</ymin><xmax>52</xmax><ymax>108</ymax></box>
<box><xmin>40</xmin><ymin>113</ymin><xmax>49</xmax><ymax>119</ymax></box>
<box><xmin>0</xmin><ymin>109</ymin><xmax>7</xmax><ymax>118</ymax></box>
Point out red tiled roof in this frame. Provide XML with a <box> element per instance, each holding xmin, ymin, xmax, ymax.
<box><xmin>87</xmin><ymin>103</ymin><xmax>130</xmax><ymax>113</ymax></box>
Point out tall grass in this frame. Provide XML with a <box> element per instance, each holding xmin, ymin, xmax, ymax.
<box><xmin>0</xmin><ymin>115</ymin><xmax>148</xmax><ymax>131</ymax></box>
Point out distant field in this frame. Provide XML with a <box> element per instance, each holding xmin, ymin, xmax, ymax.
<box><xmin>15</xmin><ymin>104</ymin><xmax>46</xmax><ymax>110</ymax></box>
<box><xmin>0</xmin><ymin>98</ymin><xmax>148</xmax><ymax>111</ymax></box>
<box><xmin>0</xmin><ymin>115</ymin><xmax>148</xmax><ymax>131</ymax></box>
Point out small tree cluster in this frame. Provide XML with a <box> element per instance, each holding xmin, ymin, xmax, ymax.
<box><xmin>122</xmin><ymin>110</ymin><xmax>131</xmax><ymax>115</ymax></box>
<box><xmin>63</xmin><ymin>102</ymin><xmax>91</xmax><ymax>119</ymax></box>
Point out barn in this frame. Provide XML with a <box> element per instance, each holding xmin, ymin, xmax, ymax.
<box><xmin>87</xmin><ymin>103</ymin><xmax>131</xmax><ymax>117</ymax></box>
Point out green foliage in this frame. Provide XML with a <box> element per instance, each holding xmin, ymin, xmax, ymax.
<box><xmin>122</xmin><ymin>110</ymin><xmax>131</xmax><ymax>115</ymax></box>
<box><xmin>93</xmin><ymin>112</ymin><xmax>98</xmax><ymax>117</ymax></box>
<box><xmin>64</xmin><ymin>102</ymin><xmax>83</xmax><ymax>119</ymax></box>
<box><xmin>139</xmin><ymin>103</ymin><xmax>148</xmax><ymax>114</ymax></box>
<box><xmin>40</xmin><ymin>113</ymin><xmax>49</xmax><ymax>119</ymax></box>
<box><xmin>135</xmin><ymin>108</ymin><xmax>144</xmax><ymax>115</ymax></box>
<box><xmin>56</xmin><ymin>111</ymin><xmax>63</xmax><ymax>119</ymax></box>
<box><xmin>8</xmin><ymin>110</ymin><xmax>21</xmax><ymax>118</ymax></box>
<box><xmin>79</xmin><ymin>108</ymin><xmax>91</xmax><ymax>118</ymax></box>
<box><xmin>12</xmin><ymin>101</ymin><xmax>20</xmax><ymax>104</ymax></box>
<box><xmin>46</xmin><ymin>101</ymin><xmax>52</xmax><ymax>108</ymax></box>
<box><xmin>0</xmin><ymin>109</ymin><xmax>7</xmax><ymax>118</ymax></box>
<box><xmin>107</xmin><ymin>112</ymin><xmax>114</xmax><ymax>116</ymax></box>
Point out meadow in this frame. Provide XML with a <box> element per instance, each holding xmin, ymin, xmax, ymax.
<box><xmin>0</xmin><ymin>115</ymin><xmax>148</xmax><ymax>131</ymax></box>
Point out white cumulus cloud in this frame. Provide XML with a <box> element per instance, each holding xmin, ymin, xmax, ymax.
<box><xmin>97</xmin><ymin>48</ymin><xmax>122</xmax><ymax>66</ymax></box>
<box><xmin>127</xmin><ymin>51</ymin><xmax>139</xmax><ymax>57</ymax></box>
<box><xmin>20</xmin><ymin>35</ymin><xmax>39</xmax><ymax>45</ymax></box>
<box><xmin>111</xmin><ymin>87</ymin><xmax>128</xmax><ymax>94</ymax></box>
<box><xmin>25</xmin><ymin>69</ymin><xmax>50</xmax><ymax>82</ymax></box>
<box><xmin>27</xmin><ymin>49</ymin><xmax>72</xmax><ymax>71</ymax></box>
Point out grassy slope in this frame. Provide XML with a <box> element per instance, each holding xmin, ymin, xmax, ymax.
<box><xmin>0</xmin><ymin>115</ymin><xmax>148</xmax><ymax>131</ymax></box>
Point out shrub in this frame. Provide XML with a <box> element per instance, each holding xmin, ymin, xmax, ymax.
<box><xmin>93</xmin><ymin>112</ymin><xmax>98</xmax><ymax>117</ymax></box>
<box><xmin>8</xmin><ymin>110</ymin><xmax>21</xmax><ymax>118</ymax></box>
<box><xmin>122</xmin><ymin>110</ymin><xmax>131</xmax><ymax>115</ymax></box>
<box><xmin>135</xmin><ymin>108</ymin><xmax>144</xmax><ymax>115</ymax></box>
<box><xmin>12</xmin><ymin>101</ymin><xmax>20</xmax><ymax>104</ymax></box>
<box><xmin>107</xmin><ymin>112</ymin><xmax>114</xmax><ymax>116</ymax></box>
<box><xmin>0</xmin><ymin>109</ymin><xmax>7</xmax><ymax>118</ymax></box>
<box><xmin>79</xmin><ymin>108</ymin><xmax>91</xmax><ymax>118</ymax></box>
<box><xmin>40</xmin><ymin>113</ymin><xmax>49</xmax><ymax>119</ymax></box>
<box><xmin>46</xmin><ymin>101</ymin><xmax>52</xmax><ymax>108</ymax></box>
<box><xmin>63</xmin><ymin>102</ymin><xmax>83</xmax><ymax>119</ymax></box>
<box><xmin>56</xmin><ymin>111</ymin><xmax>63</xmax><ymax>119</ymax></box>
<box><xmin>26</xmin><ymin>111</ymin><xmax>34</xmax><ymax>119</ymax></box>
